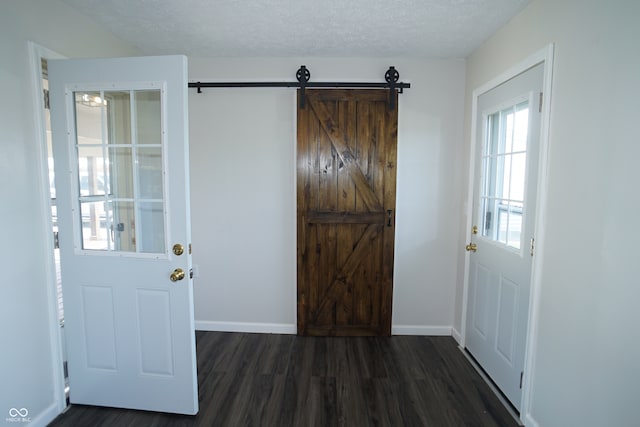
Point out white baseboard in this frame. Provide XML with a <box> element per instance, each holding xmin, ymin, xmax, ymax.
<box><xmin>391</xmin><ymin>325</ymin><xmax>452</xmax><ymax>336</ymax></box>
<box><xmin>26</xmin><ymin>401</ymin><xmax>63</xmax><ymax>427</ymax></box>
<box><xmin>451</xmin><ymin>327</ymin><xmax>462</xmax><ymax>344</ymax></box>
<box><xmin>524</xmin><ymin>413</ymin><xmax>540</xmax><ymax>427</ymax></box>
<box><xmin>195</xmin><ymin>320</ymin><xmax>296</xmax><ymax>334</ymax></box>
<box><xmin>196</xmin><ymin>322</ymin><xmax>456</xmax><ymax>337</ymax></box>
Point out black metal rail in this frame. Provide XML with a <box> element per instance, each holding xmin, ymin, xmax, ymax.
<box><xmin>188</xmin><ymin>65</ymin><xmax>410</xmax><ymax>110</ymax></box>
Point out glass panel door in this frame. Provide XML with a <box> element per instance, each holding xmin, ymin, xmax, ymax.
<box><xmin>480</xmin><ymin>100</ymin><xmax>529</xmax><ymax>250</ymax></box>
<box><xmin>73</xmin><ymin>89</ymin><xmax>165</xmax><ymax>254</ymax></box>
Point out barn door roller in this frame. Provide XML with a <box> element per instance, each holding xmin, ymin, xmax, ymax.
<box><xmin>188</xmin><ymin>65</ymin><xmax>410</xmax><ymax>110</ymax></box>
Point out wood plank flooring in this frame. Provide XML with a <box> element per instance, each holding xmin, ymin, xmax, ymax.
<box><xmin>49</xmin><ymin>332</ymin><xmax>519</xmax><ymax>427</ymax></box>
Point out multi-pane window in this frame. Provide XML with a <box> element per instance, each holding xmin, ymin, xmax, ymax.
<box><xmin>73</xmin><ymin>90</ymin><xmax>165</xmax><ymax>254</ymax></box>
<box><xmin>480</xmin><ymin>101</ymin><xmax>529</xmax><ymax>250</ymax></box>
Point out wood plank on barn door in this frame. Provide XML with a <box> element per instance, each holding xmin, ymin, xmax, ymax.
<box><xmin>297</xmin><ymin>89</ymin><xmax>398</xmax><ymax>336</ymax></box>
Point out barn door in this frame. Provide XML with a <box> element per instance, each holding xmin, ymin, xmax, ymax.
<box><xmin>297</xmin><ymin>89</ymin><xmax>398</xmax><ymax>336</ymax></box>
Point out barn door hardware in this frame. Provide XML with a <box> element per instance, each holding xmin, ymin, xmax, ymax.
<box><xmin>387</xmin><ymin>209</ymin><xmax>394</xmax><ymax>227</ymax></box>
<box><xmin>188</xmin><ymin>66</ymin><xmax>410</xmax><ymax>110</ymax></box>
<box><xmin>385</xmin><ymin>67</ymin><xmax>400</xmax><ymax>110</ymax></box>
<box><xmin>297</xmin><ymin>65</ymin><xmax>311</xmax><ymax>108</ymax></box>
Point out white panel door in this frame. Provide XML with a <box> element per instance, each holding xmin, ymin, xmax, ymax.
<box><xmin>48</xmin><ymin>56</ymin><xmax>198</xmax><ymax>415</ymax></box>
<box><xmin>465</xmin><ymin>63</ymin><xmax>543</xmax><ymax>410</ymax></box>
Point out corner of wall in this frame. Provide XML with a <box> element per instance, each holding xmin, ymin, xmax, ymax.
<box><xmin>451</xmin><ymin>327</ymin><xmax>463</xmax><ymax>345</ymax></box>
<box><xmin>524</xmin><ymin>412</ymin><xmax>541</xmax><ymax>427</ymax></box>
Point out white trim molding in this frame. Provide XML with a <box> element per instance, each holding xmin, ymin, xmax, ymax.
<box><xmin>451</xmin><ymin>327</ymin><xmax>463</xmax><ymax>344</ymax></box>
<box><xmin>520</xmin><ymin>43</ymin><xmax>555</xmax><ymax>426</ymax></box>
<box><xmin>196</xmin><ymin>321</ymin><xmax>297</xmax><ymax>334</ymax></box>
<box><xmin>460</xmin><ymin>44</ymin><xmax>555</xmax><ymax>426</ymax></box>
<box><xmin>25</xmin><ymin>402</ymin><xmax>63</xmax><ymax>427</ymax></box>
<box><xmin>524</xmin><ymin>413</ymin><xmax>541</xmax><ymax>427</ymax></box>
<box><xmin>391</xmin><ymin>325</ymin><xmax>452</xmax><ymax>336</ymax></box>
<box><xmin>196</xmin><ymin>322</ymin><xmax>455</xmax><ymax>338</ymax></box>
<box><xmin>28</xmin><ymin>40</ymin><xmax>68</xmax><ymax>425</ymax></box>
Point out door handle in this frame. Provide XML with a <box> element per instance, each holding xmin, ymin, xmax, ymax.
<box><xmin>465</xmin><ymin>243</ymin><xmax>477</xmax><ymax>252</ymax></box>
<box><xmin>170</xmin><ymin>268</ymin><xmax>186</xmax><ymax>282</ymax></box>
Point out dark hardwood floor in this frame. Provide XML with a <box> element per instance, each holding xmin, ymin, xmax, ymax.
<box><xmin>49</xmin><ymin>331</ymin><xmax>519</xmax><ymax>427</ymax></box>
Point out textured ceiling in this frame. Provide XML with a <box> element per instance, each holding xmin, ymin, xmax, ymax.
<box><xmin>61</xmin><ymin>0</ymin><xmax>530</xmax><ymax>58</ymax></box>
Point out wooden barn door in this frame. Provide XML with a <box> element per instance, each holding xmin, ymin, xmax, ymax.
<box><xmin>297</xmin><ymin>89</ymin><xmax>398</xmax><ymax>336</ymax></box>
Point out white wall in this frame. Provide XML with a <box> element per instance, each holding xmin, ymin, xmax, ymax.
<box><xmin>188</xmin><ymin>57</ymin><xmax>466</xmax><ymax>334</ymax></box>
<box><xmin>459</xmin><ymin>0</ymin><xmax>640</xmax><ymax>425</ymax></box>
<box><xmin>0</xmin><ymin>2</ymin><xmax>138</xmax><ymax>426</ymax></box>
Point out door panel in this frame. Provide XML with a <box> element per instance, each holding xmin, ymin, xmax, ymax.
<box><xmin>496</xmin><ymin>276</ymin><xmax>518</xmax><ymax>363</ymax></box>
<box><xmin>297</xmin><ymin>89</ymin><xmax>397</xmax><ymax>336</ymax></box>
<box><xmin>465</xmin><ymin>63</ymin><xmax>543</xmax><ymax>410</ymax></box>
<box><xmin>49</xmin><ymin>56</ymin><xmax>198</xmax><ymax>415</ymax></box>
<box><xmin>81</xmin><ymin>285</ymin><xmax>117</xmax><ymax>369</ymax></box>
<box><xmin>472</xmin><ymin>263</ymin><xmax>491</xmax><ymax>338</ymax></box>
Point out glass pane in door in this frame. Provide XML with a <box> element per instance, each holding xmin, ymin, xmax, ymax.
<box><xmin>479</xmin><ymin>101</ymin><xmax>529</xmax><ymax>249</ymax></box>
<box><xmin>73</xmin><ymin>89</ymin><xmax>165</xmax><ymax>254</ymax></box>
<box><xmin>135</xmin><ymin>91</ymin><xmax>161</xmax><ymax>144</ymax></box>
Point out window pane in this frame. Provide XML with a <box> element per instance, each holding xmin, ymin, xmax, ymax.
<box><xmin>486</xmin><ymin>111</ymin><xmax>500</xmax><ymax>156</ymax></box>
<box><xmin>481</xmin><ymin>197</ymin><xmax>497</xmax><ymax>239</ymax></box>
<box><xmin>510</xmin><ymin>152</ymin><xmax>527</xmax><ymax>202</ymax></box>
<box><xmin>504</xmin><ymin>108</ymin><xmax>515</xmax><ymax>153</ymax></box>
<box><xmin>74</xmin><ymin>89</ymin><xmax>165</xmax><ymax>254</ymax></box>
<box><xmin>109</xmin><ymin>147</ymin><xmax>134</xmax><ymax>199</ymax></box>
<box><xmin>512</xmin><ymin>103</ymin><xmax>529</xmax><ymax>152</ymax></box>
<box><xmin>112</xmin><ymin>201</ymin><xmax>136</xmax><ymax>252</ymax></box>
<box><xmin>77</xmin><ymin>148</ymin><xmax>105</xmax><ymax>196</ymax></box>
<box><xmin>105</xmin><ymin>91</ymin><xmax>131</xmax><ymax>145</ymax></box>
<box><xmin>507</xmin><ymin>204</ymin><xmax>523</xmax><ymax>249</ymax></box>
<box><xmin>135</xmin><ymin>91</ymin><xmax>161</xmax><ymax>144</ymax></box>
<box><xmin>138</xmin><ymin>202</ymin><xmax>165</xmax><ymax>253</ymax></box>
<box><xmin>500</xmin><ymin>154</ymin><xmax>512</xmax><ymax>200</ymax></box>
<box><xmin>137</xmin><ymin>147</ymin><xmax>163</xmax><ymax>199</ymax></box>
<box><xmin>80</xmin><ymin>201</ymin><xmax>109</xmax><ymax>250</ymax></box>
<box><xmin>479</xmin><ymin>99</ymin><xmax>529</xmax><ymax>250</ymax></box>
<box><xmin>75</xmin><ymin>92</ymin><xmax>104</xmax><ymax>145</ymax></box>
<box><xmin>497</xmin><ymin>201</ymin><xmax>509</xmax><ymax>245</ymax></box>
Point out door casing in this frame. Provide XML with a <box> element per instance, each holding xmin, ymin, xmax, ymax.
<box><xmin>459</xmin><ymin>44</ymin><xmax>555</xmax><ymax>424</ymax></box>
<box><xmin>28</xmin><ymin>41</ymin><xmax>69</xmax><ymax>419</ymax></box>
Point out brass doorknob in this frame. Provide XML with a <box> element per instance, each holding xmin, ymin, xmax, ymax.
<box><xmin>170</xmin><ymin>268</ymin><xmax>186</xmax><ymax>282</ymax></box>
<box><xmin>465</xmin><ymin>243</ymin><xmax>477</xmax><ymax>252</ymax></box>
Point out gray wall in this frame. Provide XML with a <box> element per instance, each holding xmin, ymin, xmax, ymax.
<box><xmin>0</xmin><ymin>2</ymin><xmax>138</xmax><ymax>425</ymax></box>
<box><xmin>188</xmin><ymin>57</ymin><xmax>467</xmax><ymax>334</ymax></box>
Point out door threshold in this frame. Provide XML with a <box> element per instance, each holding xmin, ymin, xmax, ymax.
<box><xmin>459</xmin><ymin>347</ymin><xmax>523</xmax><ymax>426</ymax></box>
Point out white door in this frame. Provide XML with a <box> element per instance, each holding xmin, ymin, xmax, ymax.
<box><xmin>465</xmin><ymin>63</ymin><xmax>543</xmax><ymax>410</ymax></box>
<box><xmin>48</xmin><ymin>56</ymin><xmax>198</xmax><ymax>415</ymax></box>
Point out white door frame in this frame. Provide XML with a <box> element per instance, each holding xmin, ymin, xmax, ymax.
<box><xmin>459</xmin><ymin>44</ymin><xmax>554</xmax><ymax>424</ymax></box>
<box><xmin>28</xmin><ymin>41</ymin><xmax>68</xmax><ymax>419</ymax></box>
